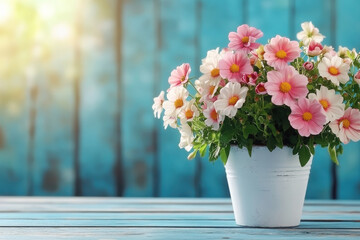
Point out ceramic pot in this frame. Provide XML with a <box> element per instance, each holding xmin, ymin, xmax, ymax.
<box><xmin>224</xmin><ymin>145</ymin><xmax>313</xmax><ymax>227</ymax></box>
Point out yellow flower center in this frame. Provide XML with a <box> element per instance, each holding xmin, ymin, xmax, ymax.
<box><xmin>319</xmin><ymin>99</ymin><xmax>329</xmax><ymax>110</ymax></box>
<box><xmin>302</xmin><ymin>112</ymin><xmax>313</xmax><ymax>121</ymax></box>
<box><xmin>228</xmin><ymin>96</ymin><xmax>239</xmax><ymax>106</ymax></box>
<box><xmin>174</xmin><ymin>99</ymin><xmax>184</xmax><ymax>108</ymax></box>
<box><xmin>230</xmin><ymin>64</ymin><xmax>240</xmax><ymax>73</ymax></box>
<box><xmin>280</xmin><ymin>82</ymin><xmax>292</xmax><ymax>93</ymax></box>
<box><xmin>241</xmin><ymin>36</ymin><xmax>249</xmax><ymax>43</ymax></box>
<box><xmin>209</xmin><ymin>85</ymin><xmax>216</xmax><ymax>95</ymax></box>
<box><xmin>210</xmin><ymin>109</ymin><xmax>218</xmax><ymax>121</ymax></box>
<box><xmin>340</xmin><ymin>119</ymin><xmax>350</xmax><ymax>129</ymax></box>
<box><xmin>211</xmin><ymin>68</ymin><xmax>220</xmax><ymax>77</ymax></box>
<box><xmin>328</xmin><ymin>66</ymin><xmax>339</xmax><ymax>76</ymax></box>
<box><xmin>275</xmin><ymin>50</ymin><xmax>287</xmax><ymax>59</ymax></box>
<box><xmin>185</xmin><ymin>109</ymin><xmax>194</xmax><ymax>119</ymax></box>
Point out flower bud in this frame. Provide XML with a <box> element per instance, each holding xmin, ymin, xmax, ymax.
<box><xmin>303</xmin><ymin>61</ymin><xmax>314</xmax><ymax>71</ymax></box>
<box><xmin>187</xmin><ymin>151</ymin><xmax>197</xmax><ymax>160</ymax></box>
<box><xmin>355</xmin><ymin>70</ymin><xmax>360</xmax><ymax>84</ymax></box>
<box><xmin>307</xmin><ymin>40</ymin><xmax>323</xmax><ymax>57</ymax></box>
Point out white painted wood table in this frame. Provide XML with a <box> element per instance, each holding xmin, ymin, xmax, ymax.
<box><xmin>0</xmin><ymin>197</ymin><xmax>359</xmax><ymax>239</ymax></box>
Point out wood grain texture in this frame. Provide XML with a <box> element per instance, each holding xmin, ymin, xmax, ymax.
<box><xmin>79</xmin><ymin>0</ymin><xmax>118</xmax><ymax>196</ymax></box>
<box><xmin>158</xmin><ymin>0</ymin><xmax>198</xmax><ymax>197</ymax></box>
<box><xmin>197</xmin><ymin>0</ymin><xmax>245</xmax><ymax>197</ymax></box>
<box><xmin>0</xmin><ymin>0</ymin><xmax>359</xmax><ymax>199</ymax></box>
<box><xmin>121</xmin><ymin>0</ymin><xmax>157</xmax><ymax>197</ymax></box>
<box><xmin>248</xmin><ymin>0</ymin><xmax>290</xmax><ymax>43</ymax></box>
<box><xmin>335</xmin><ymin>0</ymin><xmax>360</xmax><ymax>199</ymax></box>
<box><xmin>31</xmin><ymin>2</ymin><xmax>78</xmax><ymax>196</ymax></box>
<box><xmin>0</xmin><ymin>198</ymin><xmax>359</xmax><ymax>239</ymax></box>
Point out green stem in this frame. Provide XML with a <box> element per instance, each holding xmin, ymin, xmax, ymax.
<box><xmin>188</xmin><ymin>80</ymin><xmax>200</xmax><ymax>94</ymax></box>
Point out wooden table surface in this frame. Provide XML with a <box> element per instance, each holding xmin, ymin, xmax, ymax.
<box><xmin>0</xmin><ymin>197</ymin><xmax>359</xmax><ymax>239</ymax></box>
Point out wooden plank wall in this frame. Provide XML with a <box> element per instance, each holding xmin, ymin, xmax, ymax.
<box><xmin>0</xmin><ymin>0</ymin><xmax>359</xmax><ymax>199</ymax></box>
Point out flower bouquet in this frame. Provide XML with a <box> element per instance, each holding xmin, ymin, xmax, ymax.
<box><xmin>152</xmin><ymin>22</ymin><xmax>360</xmax><ymax>167</ymax></box>
<box><xmin>152</xmin><ymin>22</ymin><xmax>360</xmax><ymax>227</ymax></box>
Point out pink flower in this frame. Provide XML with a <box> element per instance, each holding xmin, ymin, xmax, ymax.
<box><xmin>264</xmin><ymin>35</ymin><xmax>301</xmax><ymax>69</ymax></box>
<box><xmin>219</xmin><ymin>51</ymin><xmax>253</xmax><ymax>82</ymax></box>
<box><xmin>306</xmin><ymin>40</ymin><xmax>323</xmax><ymax>57</ymax></box>
<box><xmin>289</xmin><ymin>98</ymin><xmax>327</xmax><ymax>137</ymax></box>
<box><xmin>329</xmin><ymin>108</ymin><xmax>360</xmax><ymax>144</ymax></box>
<box><xmin>228</xmin><ymin>24</ymin><xmax>263</xmax><ymax>53</ymax></box>
<box><xmin>264</xmin><ymin>66</ymin><xmax>308</xmax><ymax>106</ymax></box>
<box><xmin>255</xmin><ymin>83</ymin><xmax>267</xmax><ymax>95</ymax></box>
<box><xmin>241</xmin><ymin>72</ymin><xmax>259</xmax><ymax>86</ymax></box>
<box><xmin>168</xmin><ymin>63</ymin><xmax>191</xmax><ymax>88</ymax></box>
<box><xmin>354</xmin><ymin>70</ymin><xmax>360</xmax><ymax>84</ymax></box>
<box><xmin>303</xmin><ymin>61</ymin><xmax>314</xmax><ymax>71</ymax></box>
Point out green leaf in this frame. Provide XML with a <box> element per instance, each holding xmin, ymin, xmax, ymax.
<box><xmin>299</xmin><ymin>145</ymin><xmax>311</xmax><ymax>167</ymax></box>
<box><xmin>220</xmin><ymin>122</ymin><xmax>235</xmax><ymax>146</ymax></box>
<box><xmin>243</xmin><ymin>125</ymin><xmax>258</xmax><ymax>139</ymax></box>
<box><xmin>199</xmin><ymin>144</ymin><xmax>207</xmax><ymax>157</ymax></box>
<box><xmin>246</xmin><ymin>139</ymin><xmax>253</xmax><ymax>157</ymax></box>
<box><xmin>220</xmin><ymin>145</ymin><xmax>231</xmax><ymax>165</ymax></box>
<box><xmin>268</xmin><ymin>124</ymin><xmax>277</xmax><ymax>136</ymax></box>
<box><xmin>328</xmin><ymin>145</ymin><xmax>339</xmax><ymax>165</ymax></box>
<box><xmin>293</xmin><ymin>137</ymin><xmax>301</xmax><ymax>154</ymax></box>
<box><xmin>209</xmin><ymin>143</ymin><xmax>221</xmax><ymax>161</ymax></box>
<box><xmin>266</xmin><ymin>136</ymin><xmax>276</xmax><ymax>152</ymax></box>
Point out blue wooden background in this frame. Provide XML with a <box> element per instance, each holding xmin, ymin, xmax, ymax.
<box><xmin>0</xmin><ymin>0</ymin><xmax>359</xmax><ymax>198</ymax></box>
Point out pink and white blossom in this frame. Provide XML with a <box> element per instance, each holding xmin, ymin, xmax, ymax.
<box><xmin>296</xmin><ymin>21</ymin><xmax>325</xmax><ymax>45</ymax></box>
<box><xmin>178</xmin><ymin>123</ymin><xmax>194</xmax><ymax>152</ymax></box>
<box><xmin>329</xmin><ymin>108</ymin><xmax>360</xmax><ymax>144</ymax></box>
<box><xmin>308</xmin><ymin>86</ymin><xmax>345</xmax><ymax>122</ymax></box>
<box><xmin>199</xmin><ymin>48</ymin><xmax>223</xmax><ymax>86</ymax></box>
<box><xmin>163</xmin><ymin>86</ymin><xmax>188</xmax><ymax>116</ymax></box>
<box><xmin>228</xmin><ymin>24</ymin><xmax>263</xmax><ymax>53</ymax></box>
<box><xmin>303</xmin><ymin>61</ymin><xmax>314</xmax><ymax>71</ymax></box>
<box><xmin>354</xmin><ymin>70</ymin><xmax>360</xmax><ymax>84</ymax></box>
<box><xmin>306</xmin><ymin>40</ymin><xmax>323</xmax><ymax>57</ymax></box>
<box><xmin>218</xmin><ymin>51</ymin><xmax>252</xmax><ymax>82</ymax></box>
<box><xmin>152</xmin><ymin>91</ymin><xmax>165</xmax><ymax>119</ymax></box>
<box><xmin>203</xmin><ymin>102</ymin><xmax>224</xmax><ymax>130</ymax></box>
<box><xmin>255</xmin><ymin>83</ymin><xmax>267</xmax><ymax>95</ymax></box>
<box><xmin>264</xmin><ymin>35</ymin><xmax>301</xmax><ymax>69</ymax></box>
<box><xmin>179</xmin><ymin>100</ymin><xmax>200</xmax><ymax>123</ymax></box>
<box><xmin>168</xmin><ymin>63</ymin><xmax>191</xmax><ymax>88</ymax></box>
<box><xmin>214</xmin><ymin>82</ymin><xmax>248</xmax><ymax>118</ymax></box>
<box><xmin>265</xmin><ymin>66</ymin><xmax>308</xmax><ymax>106</ymax></box>
<box><xmin>289</xmin><ymin>98</ymin><xmax>327</xmax><ymax>137</ymax></box>
<box><xmin>318</xmin><ymin>55</ymin><xmax>350</xmax><ymax>85</ymax></box>
<box><xmin>163</xmin><ymin>114</ymin><xmax>177</xmax><ymax>130</ymax></box>
<box><xmin>241</xmin><ymin>72</ymin><xmax>259</xmax><ymax>86</ymax></box>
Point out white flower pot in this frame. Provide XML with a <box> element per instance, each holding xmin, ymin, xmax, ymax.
<box><xmin>224</xmin><ymin>145</ymin><xmax>313</xmax><ymax>227</ymax></box>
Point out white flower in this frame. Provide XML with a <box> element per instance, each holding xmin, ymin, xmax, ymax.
<box><xmin>179</xmin><ymin>99</ymin><xmax>199</xmax><ymax>123</ymax></box>
<box><xmin>199</xmin><ymin>48</ymin><xmax>224</xmax><ymax>86</ymax></box>
<box><xmin>203</xmin><ymin>101</ymin><xmax>224</xmax><ymax>130</ymax></box>
<box><xmin>178</xmin><ymin>123</ymin><xmax>194</xmax><ymax>152</ymax></box>
<box><xmin>329</xmin><ymin>108</ymin><xmax>360</xmax><ymax>144</ymax></box>
<box><xmin>196</xmin><ymin>78</ymin><xmax>218</xmax><ymax>102</ymax></box>
<box><xmin>213</xmin><ymin>82</ymin><xmax>248</xmax><ymax>118</ymax></box>
<box><xmin>163</xmin><ymin>113</ymin><xmax>177</xmax><ymax>129</ymax></box>
<box><xmin>318</xmin><ymin>55</ymin><xmax>350</xmax><ymax>85</ymax></box>
<box><xmin>308</xmin><ymin>86</ymin><xmax>345</xmax><ymax>122</ymax></box>
<box><xmin>338</xmin><ymin>46</ymin><xmax>350</xmax><ymax>59</ymax></box>
<box><xmin>163</xmin><ymin>86</ymin><xmax>188</xmax><ymax>116</ymax></box>
<box><xmin>296</xmin><ymin>21</ymin><xmax>325</xmax><ymax>45</ymax></box>
<box><xmin>152</xmin><ymin>91</ymin><xmax>165</xmax><ymax>119</ymax></box>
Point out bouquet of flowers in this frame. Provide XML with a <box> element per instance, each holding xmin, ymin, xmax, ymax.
<box><xmin>152</xmin><ymin>22</ymin><xmax>360</xmax><ymax>166</ymax></box>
